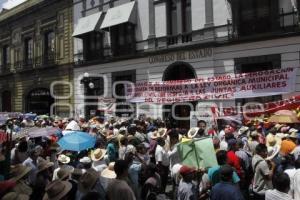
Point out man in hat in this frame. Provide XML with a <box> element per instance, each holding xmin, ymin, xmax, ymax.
<box><xmin>43</xmin><ymin>180</ymin><xmax>72</xmax><ymax>200</ymax></box>
<box><xmin>22</xmin><ymin>147</ymin><xmax>41</xmax><ymax>186</ymax></box>
<box><xmin>79</xmin><ymin>156</ymin><xmax>92</xmax><ymax>172</ymax></box>
<box><xmin>106</xmin><ymin>130</ymin><xmax>118</xmax><ymax>163</ymax></box>
<box><xmin>177</xmin><ymin>165</ymin><xmax>198</xmax><ymax>200</ymax></box>
<box><xmin>155</xmin><ymin>137</ymin><xmax>169</xmax><ymax>193</ymax></box>
<box><xmin>53</xmin><ymin>154</ymin><xmax>73</xmax><ymax>180</ymax></box>
<box><xmin>31</xmin><ymin>159</ymin><xmax>54</xmax><ymax>200</ymax></box>
<box><xmin>106</xmin><ymin>160</ymin><xmax>136</xmax><ymax>200</ymax></box>
<box><xmin>9</xmin><ymin>164</ymin><xmax>33</xmax><ymax>196</ymax></box>
<box><xmin>76</xmin><ymin>168</ymin><xmax>106</xmax><ymax>200</ymax></box>
<box><xmin>91</xmin><ymin>148</ymin><xmax>107</xmax><ymax>173</ymax></box>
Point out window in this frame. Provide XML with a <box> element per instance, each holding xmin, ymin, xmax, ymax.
<box><xmin>81</xmin><ymin>76</ymin><xmax>104</xmax><ymax>118</ymax></box>
<box><xmin>2</xmin><ymin>45</ymin><xmax>9</xmax><ymax>66</ymax></box>
<box><xmin>237</xmin><ymin>0</ymin><xmax>279</xmax><ymax>36</ymax></box>
<box><xmin>44</xmin><ymin>31</ymin><xmax>55</xmax><ymax>62</ymax></box>
<box><xmin>182</xmin><ymin>0</ymin><xmax>191</xmax><ymax>33</ymax></box>
<box><xmin>235</xmin><ymin>54</ymin><xmax>282</xmax><ymax>105</ymax></box>
<box><xmin>167</xmin><ymin>0</ymin><xmax>177</xmax><ymax>35</ymax></box>
<box><xmin>110</xmin><ymin>23</ymin><xmax>135</xmax><ymax>56</ymax></box>
<box><xmin>82</xmin><ymin>32</ymin><xmax>103</xmax><ymax>61</ymax></box>
<box><xmin>112</xmin><ymin>70</ymin><xmax>136</xmax><ymax>117</ymax></box>
<box><xmin>24</xmin><ymin>38</ymin><xmax>33</xmax><ymax>65</ymax></box>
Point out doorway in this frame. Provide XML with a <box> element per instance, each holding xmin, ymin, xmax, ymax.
<box><xmin>1</xmin><ymin>90</ymin><xmax>12</xmax><ymax>112</ymax></box>
<box><xmin>163</xmin><ymin>61</ymin><xmax>196</xmax><ymax>129</ymax></box>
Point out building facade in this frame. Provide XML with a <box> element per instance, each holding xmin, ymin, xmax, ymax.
<box><xmin>73</xmin><ymin>0</ymin><xmax>300</xmax><ymax>126</ymax></box>
<box><xmin>0</xmin><ymin>0</ymin><xmax>73</xmax><ymax>116</ymax></box>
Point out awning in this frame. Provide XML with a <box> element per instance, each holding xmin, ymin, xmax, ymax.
<box><xmin>72</xmin><ymin>12</ymin><xmax>103</xmax><ymax>38</ymax></box>
<box><xmin>100</xmin><ymin>1</ymin><xmax>136</xmax><ymax>30</ymax></box>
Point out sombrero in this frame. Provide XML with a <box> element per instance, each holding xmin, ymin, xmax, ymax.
<box><xmin>101</xmin><ymin>162</ymin><xmax>116</xmax><ymax>179</ymax></box>
<box><xmin>91</xmin><ymin>148</ymin><xmax>106</xmax><ymax>161</ymax></box>
<box><xmin>187</xmin><ymin>127</ymin><xmax>200</xmax><ymax>138</ymax></box>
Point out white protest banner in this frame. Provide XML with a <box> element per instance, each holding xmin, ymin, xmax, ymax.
<box><xmin>126</xmin><ymin>67</ymin><xmax>298</xmax><ymax>103</ymax></box>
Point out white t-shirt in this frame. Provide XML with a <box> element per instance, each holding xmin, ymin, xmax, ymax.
<box><xmin>265</xmin><ymin>189</ymin><xmax>294</xmax><ymax>200</ymax></box>
<box><xmin>284</xmin><ymin>168</ymin><xmax>297</xmax><ymax>197</ymax></box>
<box><xmin>293</xmin><ymin>169</ymin><xmax>300</xmax><ymax>200</ymax></box>
<box><xmin>155</xmin><ymin>145</ymin><xmax>169</xmax><ymax>166</ymax></box>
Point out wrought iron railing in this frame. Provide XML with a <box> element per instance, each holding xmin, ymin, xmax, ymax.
<box><xmin>228</xmin><ymin>8</ymin><xmax>300</xmax><ymax>39</ymax></box>
<box><xmin>0</xmin><ymin>63</ymin><xmax>11</xmax><ymax>74</ymax></box>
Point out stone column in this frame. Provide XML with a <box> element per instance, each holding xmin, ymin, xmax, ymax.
<box><xmin>204</xmin><ymin>0</ymin><xmax>214</xmax><ymax>27</ymax></box>
<box><xmin>148</xmin><ymin>0</ymin><xmax>156</xmax><ymax>49</ymax></box>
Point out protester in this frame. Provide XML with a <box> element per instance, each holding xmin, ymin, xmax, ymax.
<box><xmin>155</xmin><ymin>137</ymin><xmax>169</xmax><ymax>192</ymax></box>
<box><xmin>106</xmin><ymin>159</ymin><xmax>136</xmax><ymax>200</ymax></box>
<box><xmin>177</xmin><ymin>165</ymin><xmax>198</xmax><ymax>200</ymax></box>
<box><xmin>251</xmin><ymin>144</ymin><xmax>275</xmax><ymax>200</ymax></box>
<box><xmin>210</xmin><ymin>165</ymin><xmax>244</xmax><ymax>200</ymax></box>
<box><xmin>1</xmin><ymin>113</ymin><xmax>300</xmax><ymax>200</ymax></box>
<box><xmin>265</xmin><ymin>173</ymin><xmax>294</xmax><ymax>200</ymax></box>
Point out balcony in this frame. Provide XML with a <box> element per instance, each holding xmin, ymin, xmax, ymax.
<box><xmin>228</xmin><ymin>8</ymin><xmax>300</xmax><ymax>40</ymax></box>
<box><xmin>0</xmin><ymin>63</ymin><xmax>11</xmax><ymax>74</ymax></box>
<box><xmin>13</xmin><ymin>54</ymin><xmax>57</xmax><ymax>72</ymax></box>
<box><xmin>166</xmin><ymin>32</ymin><xmax>193</xmax><ymax>46</ymax></box>
<box><xmin>43</xmin><ymin>52</ymin><xmax>57</xmax><ymax>66</ymax></box>
<box><xmin>75</xmin><ymin>46</ymin><xmax>133</xmax><ymax>66</ymax></box>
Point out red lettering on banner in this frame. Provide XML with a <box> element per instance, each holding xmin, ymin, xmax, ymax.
<box><xmin>126</xmin><ymin>68</ymin><xmax>297</xmax><ymax>103</ymax></box>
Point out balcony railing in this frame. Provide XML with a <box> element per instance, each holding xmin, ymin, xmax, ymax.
<box><xmin>13</xmin><ymin>54</ymin><xmax>58</xmax><ymax>72</ymax></box>
<box><xmin>166</xmin><ymin>32</ymin><xmax>193</xmax><ymax>46</ymax></box>
<box><xmin>43</xmin><ymin>52</ymin><xmax>56</xmax><ymax>66</ymax></box>
<box><xmin>75</xmin><ymin>46</ymin><xmax>135</xmax><ymax>66</ymax></box>
<box><xmin>228</xmin><ymin>8</ymin><xmax>300</xmax><ymax>39</ymax></box>
<box><xmin>0</xmin><ymin>63</ymin><xmax>11</xmax><ymax>74</ymax></box>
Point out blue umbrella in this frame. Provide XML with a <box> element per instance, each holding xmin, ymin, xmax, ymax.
<box><xmin>57</xmin><ymin>131</ymin><xmax>96</xmax><ymax>152</ymax></box>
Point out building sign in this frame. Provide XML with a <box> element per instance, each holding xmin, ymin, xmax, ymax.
<box><xmin>29</xmin><ymin>89</ymin><xmax>50</xmax><ymax>97</ymax></box>
<box><xmin>126</xmin><ymin>67</ymin><xmax>297</xmax><ymax>103</ymax></box>
<box><xmin>148</xmin><ymin>48</ymin><xmax>213</xmax><ymax>64</ymax></box>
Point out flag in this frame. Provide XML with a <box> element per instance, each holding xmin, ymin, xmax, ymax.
<box><xmin>177</xmin><ymin>137</ymin><xmax>218</xmax><ymax>169</ymax></box>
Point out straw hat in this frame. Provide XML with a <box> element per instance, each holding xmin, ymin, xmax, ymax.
<box><xmin>79</xmin><ymin>157</ymin><xmax>91</xmax><ymax>164</ymax></box>
<box><xmin>9</xmin><ymin>164</ymin><xmax>32</xmax><ymax>181</ymax></box>
<box><xmin>274</xmin><ymin>124</ymin><xmax>284</xmax><ymax>131</ymax></box>
<box><xmin>158</xmin><ymin>128</ymin><xmax>167</xmax><ymax>137</ymax></box>
<box><xmin>43</xmin><ymin>180</ymin><xmax>72</xmax><ymax>200</ymax></box>
<box><xmin>289</xmin><ymin>131</ymin><xmax>300</xmax><ymax>139</ymax></box>
<box><xmin>187</xmin><ymin>127</ymin><xmax>200</xmax><ymax>138</ymax></box>
<box><xmin>150</xmin><ymin>128</ymin><xmax>166</xmax><ymax>139</ymax></box>
<box><xmin>266</xmin><ymin>134</ymin><xmax>277</xmax><ymax>147</ymax></box>
<box><xmin>238</xmin><ymin>126</ymin><xmax>249</xmax><ymax>136</ymax></box>
<box><xmin>2</xmin><ymin>192</ymin><xmax>29</xmax><ymax>200</ymax></box>
<box><xmin>57</xmin><ymin>168</ymin><xmax>71</xmax><ymax>181</ymax></box>
<box><xmin>78</xmin><ymin>168</ymin><xmax>99</xmax><ymax>193</ymax></box>
<box><xmin>58</xmin><ymin>154</ymin><xmax>70</xmax><ymax>164</ymax></box>
<box><xmin>65</xmin><ymin>120</ymin><xmax>80</xmax><ymax>131</ymax></box>
<box><xmin>266</xmin><ymin>145</ymin><xmax>280</xmax><ymax>160</ymax></box>
<box><xmin>91</xmin><ymin>148</ymin><xmax>106</xmax><ymax>161</ymax></box>
<box><xmin>37</xmin><ymin>160</ymin><xmax>54</xmax><ymax>173</ymax></box>
<box><xmin>101</xmin><ymin>162</ymin><xmax>116</xmax><ymax>179</ymax></box>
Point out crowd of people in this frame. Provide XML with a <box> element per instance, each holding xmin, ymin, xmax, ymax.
<box><xmin>0</xmin><ymin>114</ymin><xmax>300</xmax><ymax>200</ymax></box>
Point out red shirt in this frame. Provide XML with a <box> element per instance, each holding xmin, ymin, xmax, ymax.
<box><xmin>227</xmin><ymin>150</ymin><xmax>242</xmax><ymax>177</ymax></box>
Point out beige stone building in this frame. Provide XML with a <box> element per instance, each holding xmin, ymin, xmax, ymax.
<box><xmin>0</xmin><ymin>0</ymin><xmax>73</xmax><ymax>116</ymax></box>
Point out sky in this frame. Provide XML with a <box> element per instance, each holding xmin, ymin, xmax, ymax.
<box><xmin>0</xmin><ymin>0</ymin><xmax>27</xmax><ymax>11</ymax></box>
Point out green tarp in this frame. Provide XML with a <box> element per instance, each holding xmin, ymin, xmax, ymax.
<box><xmin>177</xmin><ymin>137</ymin><xmax>218</xmax><ymax>169</ymax></box>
